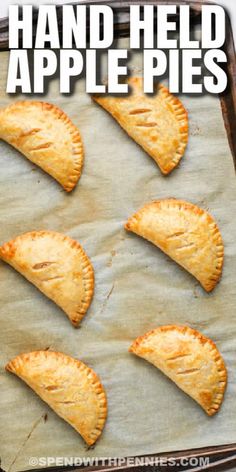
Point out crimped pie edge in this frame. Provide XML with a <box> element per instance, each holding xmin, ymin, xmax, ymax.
<box><xmin>0</xmin><ymin>101</ymin><xmax>84</xmax><ymax>192</ymax></box>
<box><xmin>93</xmin><ymin>77</ymin><xmax>189</xmax><ymax>175</ymax></box>
<box><xmin>0</xmin><ymin>230</ymin><xmax>94</xmax><ymax>327</ymax></box>
<box><xmin>129</xmin><ymin>324</ymin><xmax>227</xmax><ymax>416</ymax></box>
<box><xmin>6</xmin><ymin>350</ymin><xmax>107</xmax><ymax>445</ymax></box>
<box><xmin>158</xmin><ymin>84</ymin><xmax>188</xmax><ymax>174</ymax></box>
<box><xmin>125</xmin><ymin>198</ymin><xmax>224</xmax><ymax>292</ymax></box>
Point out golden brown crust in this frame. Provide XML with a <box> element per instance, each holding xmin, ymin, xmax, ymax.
<box><xmin>129</xmin><ymin>325</ymin><xmax>227</xmax><ymax>416</ymax></box>
<box><xmin>0</xmin><ymin>231</ymin><xmax>94</xmax><ymax>327</ymax></box>
<box><xmin>93</xmin><ymin>77</ymin><xmax>188</xmax><ymax>174</ymax></box>
<box><xmin>125</xmin><ymin>198</ymin><xmax>224</xmax><ymax>292</ymax></box>
<box><xmin>0</xmin><ymin>101</ymin><xmax>83</xmax><ymax>192</ymax></box>
<box><xmin>6</xmin><ymin>350</ymin><xmax>107</xmax><ymax>445</ymax></box>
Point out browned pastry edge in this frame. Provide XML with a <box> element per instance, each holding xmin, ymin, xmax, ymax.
<box><xmin>0</xmin><ymin>101</ymin><xmax>84</xmax><ymax>192</ymax></box>
<box><xmin>0</xmin><ymin>231</ymin><xmax>94</xmax><ymax>327</ymax></box>
<box><xmin>125</xmin><ymin>198</ymin><xmax>224</xmax><ymax>292</ymax></box>
<box><xmin>6</xmin><ymin>350</ymin><xmax>107</xmax><ymax>445</ymax></box>
<box><xmin>129</xmin><ymin>325</ymin><xmax>227</xmax><ymax>416</ymax></box>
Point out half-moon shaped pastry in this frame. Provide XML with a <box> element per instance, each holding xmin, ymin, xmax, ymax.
<box><xmin>125</xmin><ymin>199</ymin><xmax>223</xmax><ymax>291</ymax></box>
<box><xmin>130</xmin><ymin>325</ymin><xmax>227</xmax><ymax>416</ymax></box>
<box><xmin>0</xmin><ymin>101</ymin><xmax>83</xmax><ymax>191</ymax></box>
<box><xmin>6</xmin><ymin>351</ymin><xmax>107</xmax><ymax>445</ymax></box>
<box><xmin>0</xmin><ymin>231</ymin><xmax>94</xmax><ymax>327</ymax></box>
<box><xmin>93</xmin><ymin>77</ymin><xmax>188</xmax><ymax>174</ymax></box>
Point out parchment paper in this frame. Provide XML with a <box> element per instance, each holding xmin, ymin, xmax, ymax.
<box><xmin>0</xmin><ymin>37</ymin><xmax>236</xmax><ymax>472</ymax></box>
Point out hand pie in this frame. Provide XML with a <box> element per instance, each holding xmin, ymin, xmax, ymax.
<box><xmin>125</xmin><ymin>199</ymin><xmax>223</xmax><ymax>292</ymax></box>
<box><xmin>130</xmin><ymin>325</ymin><xmax>227</xmax><ymax>416</ymax></box>
<box><xmin>0</xmin><ymin>231</ymin><xmax>94</xmax><ymax>327</ymax></box>
<box><xmin>0</xmin><ymin>101</ymin><xmax>83</xmax><ymax>191</ymax></box>
<box><xmin>93</xmin><ymin>77</ymin><xmax>188</xmax><ymax>174</ymax></box>
<box><xmin>6</xmin><ymin>351</ymin><xmax>107</xmax><ymax>445</ymax></box>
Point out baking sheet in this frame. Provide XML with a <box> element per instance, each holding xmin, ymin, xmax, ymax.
<box><xmin>0</xmin><ymin>37</ymin><xmax>236</xmax><ymax>472</ymax></box>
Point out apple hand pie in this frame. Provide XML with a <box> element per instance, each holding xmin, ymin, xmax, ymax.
<box><xmin>0</xmin><ymin>101</ymin><xmax>83</xmax><ymax>192</ymax></box>
<box><xmin>130</xmin><ymin>325</ymin><xmax>227</xmax><ymax>416</ymax></box>
<box><xmin>93</xmin><ymin>77</ymin><xmax>188</xmax><ymax>174</ymax></box>
<box><xmin>6</xmin><ymin>351</ymin><xmax>107</xmax><ymax>445</ymax></box>
<box><xmin>125</xmin><ymin>199</ymin><xmax>223</xmax><ymax>292</ymax></box>
<box><xmin>0</xmin><ymin>231</ymin><xmax>94</xmax><ymax>327</ymax></box>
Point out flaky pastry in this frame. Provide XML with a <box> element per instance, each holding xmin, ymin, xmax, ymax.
<box><xmin>0</xmin><ymin>101</ymin><xmax>83</xmax><ymax>191</ymax></box>
<box><xmin>6</xmin><ymin>350</ymin><xmax>107</xmax><ymax>445</ymax></box>
<box><xmin>0</xmin><ymin>231</ymin><xmax>94</xmax><ymax>326</ymax></box>
<box><xmin>93</xmin><ymin>77</ymin><xmax>188</xmax><ymax>174</ymax></box>
<box><xmin>130</xmin><ymin>325</ymin><xmax>227</xmax><ymax>416</ymax></box>
<box><xmin>125</xmin><ymin>199</ymin><xmax>223</xmax><ymax>291</ymax></box>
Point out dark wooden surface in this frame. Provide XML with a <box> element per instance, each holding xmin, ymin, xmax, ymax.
<box><xmin>0</xmin><ymin>2</ymin><xmax>236</xmax><ymax>471</ymax></box>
